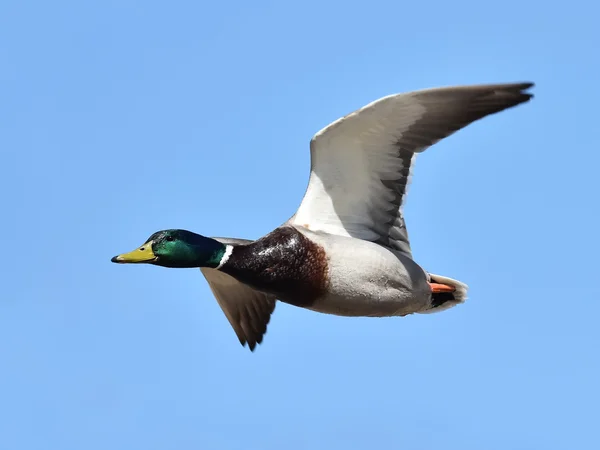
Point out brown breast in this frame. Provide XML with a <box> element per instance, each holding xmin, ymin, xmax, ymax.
<box><xmin>221</xmin><ymin>226</ymin><xmax>329</xmax><ymax>308</ymax></box>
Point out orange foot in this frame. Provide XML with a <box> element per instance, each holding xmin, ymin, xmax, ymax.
<box><xmin>429</xmin><ymin>282</ymin><xmax>456</xmax><ymax>294</ymax></box>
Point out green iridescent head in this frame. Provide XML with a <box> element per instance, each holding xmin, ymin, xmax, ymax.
<box><xmin>111</xmin><ymin>229</ymin><xmax>226</xmax><ymax>268</ymax></box>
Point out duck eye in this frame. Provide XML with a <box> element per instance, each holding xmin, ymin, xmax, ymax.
<box><xmin>165</xmin><ymin>236</ymin><xmax>174</xmax><ymax>242</ymax></box>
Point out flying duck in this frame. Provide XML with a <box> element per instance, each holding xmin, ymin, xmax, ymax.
<box><xmin>112</xmin><ymin>82</ymin><xmax>534</xmax><ymax>350</ymax></box>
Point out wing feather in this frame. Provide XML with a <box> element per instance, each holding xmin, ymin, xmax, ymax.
<box><xmin>200</xmin><ymin>237</ymin><xmax>276</xmax><ymax>351</ymax></box>
<box><xmin>290</xmin><ymin>82</ymin><xmax>534</xmax><ymax>257</ymax></box>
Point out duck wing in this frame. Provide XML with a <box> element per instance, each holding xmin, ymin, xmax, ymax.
<box><xmin>289</xmin><ymin>82</ymin><xmax>534</xmax><ymax>258</ymax></box>
<box><xmin>200</xmin><ymin>237</ymin><xmax>276</xmax><ymax>351</ymax></box>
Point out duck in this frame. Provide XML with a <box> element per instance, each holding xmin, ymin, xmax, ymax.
<box><xmin>112</xmin><ymin>82</ymin><xmax>534</xmax><ymax>351</ymax></box>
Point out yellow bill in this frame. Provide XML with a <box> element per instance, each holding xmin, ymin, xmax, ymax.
<box><xmin>111</xmin><ymin>242</ymin><xmax>157</xmax><ymax>264</ymax></box>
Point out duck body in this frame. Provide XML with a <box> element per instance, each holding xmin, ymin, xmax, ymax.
<box><xmin>217</xmin><ymin>225</ymin><xmax>437</xmax><ymax>317</ymax></box>
<box><xmin>113</xmin><ymin>82</ymin><xmax>533</xmax><ymax>350</ymax></box>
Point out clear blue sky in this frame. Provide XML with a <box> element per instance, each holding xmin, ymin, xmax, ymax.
<box><xmin>1</xmin><ymin>1</ymin><xmax>598</xmax><ymax>449</ymax></box>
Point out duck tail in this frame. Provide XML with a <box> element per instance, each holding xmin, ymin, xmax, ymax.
<box><xmin>418</xmin><ymin>273</ymin><xmax>469</xmax><ymax>314</ymax></box>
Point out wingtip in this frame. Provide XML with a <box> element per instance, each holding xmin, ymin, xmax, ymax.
<box><xmin>499</xmin><ymin>81</ymin><xmax>535</xmax><ymax>95</ymax></box>
<box><xmin>520</xmin><ymin>81</ymin><xmax>535</xmax><ymax>90</ymax></box>
<box><xmin>518</xmin><ymin>81</ymin><xmax>535</xmax><ymax>98</ymax></box>
<box><xmin>488</xmin><ymin>82</ymin><xmax>535</xmax><ymax>106</ymax></box>
<box><xmin>240</xmin><ymin>338</ymin><xmax>258</xmax><ymax>352</ymax></box>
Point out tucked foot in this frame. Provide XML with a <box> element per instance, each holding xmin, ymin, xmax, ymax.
<box><xmin>419</xmin><ymin>275</ymin><xmax>469</xmax><ymax>315</ymax></box>
<box><xmin>429</xmin><ymin>282</ymin><xmax>456</xmax><ymax>294</ymax></box>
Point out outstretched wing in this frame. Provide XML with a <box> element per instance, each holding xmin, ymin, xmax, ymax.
<box><xmin>201</xmin><ymin>237</ymin><xmax>276</xmax><ymax>351</ymax></box>
<box><xmin>290</xmin><ymin>82</ymin><xmax>534</xmax><ymax>257</ymax></box>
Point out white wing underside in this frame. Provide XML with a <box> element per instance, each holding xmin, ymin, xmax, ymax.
<box><xmin>289</xmin><ymin>83</ymin><xmax>534</xmax><ymax>257</ymax></box>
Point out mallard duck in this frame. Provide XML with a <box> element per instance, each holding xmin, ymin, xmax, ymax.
<box><xmin>112</xmin><ymin>82</ymin><xmax>534</xmax><ymax>351</ymax></box>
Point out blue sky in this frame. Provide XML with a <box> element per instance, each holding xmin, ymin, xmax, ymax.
<box><xmin>1</xmin><ymin>1</ymin><xmax>599</xmax><ymax>449</ymax></box>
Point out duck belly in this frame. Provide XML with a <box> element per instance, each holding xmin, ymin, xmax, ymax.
<box><xmin>299</xmin><ymin>230</ymin><xmax>431</xmax><ymax>317</ymax></box>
